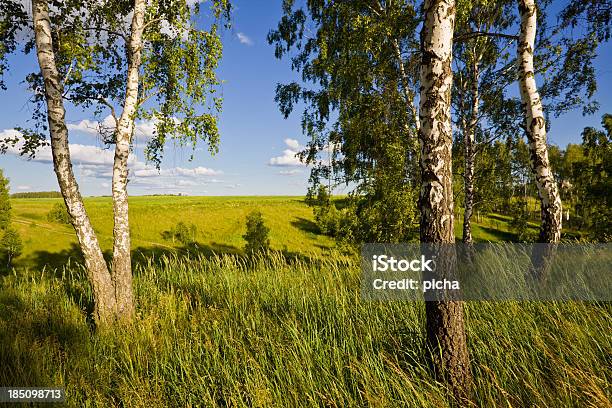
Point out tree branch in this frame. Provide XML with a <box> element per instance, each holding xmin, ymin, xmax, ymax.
<box><xmin>455</xmin><ymin>31</ymin><xmax>519</xmax><ymax>42</ymax></box>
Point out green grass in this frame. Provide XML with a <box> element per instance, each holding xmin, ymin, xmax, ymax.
<box><xmin>0</xmin><ymin>253</ymin><xmax>609</xmax><ymax>407</ymax></box>
<box><xmin>2</xmin><ymin>196</ymin><xmax>608</xmax><ymax>406</ymax></box>
<box><xmin>11</xmin><ymin>195</ymin><xmax>541</xmax><ymax>271</ymax></box>
<box><xmin>11</xmin><ymin>196</ymin><xmax>337</xmax><ymax>270</ymax></box>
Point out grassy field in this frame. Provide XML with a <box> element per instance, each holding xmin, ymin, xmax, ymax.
<box><xmin>1</xmin><ymin>252</ymin><xmax>610</xmax><ymax>407</ymax></box>
<box><xmin>10</xmin><ymin>196</ymin><xmax>338</xmax><ymax>270</ymax></box>
<box><xmin>9</xmin><ymin>196</ymin><xmax>537</xmax><ymax>271</ymax></box>
<box><xmin>2</xmin><ymin>196</ymin><xmax>608</xmax><ymax>407</ymax></box>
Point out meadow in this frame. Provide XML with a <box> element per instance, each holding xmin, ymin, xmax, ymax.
<box><xmin>9</xmin><ymin>196</ymin><xmax>337</xmax><ymax>270</ymax></box>
<box><xmin>2</xmin><ymin>196</ymin><xmax>609</xmax><ymax>407</ymax></box>
<box><xmin>9</xmin><ymin>196</ymin><xmax>534</xmax><ymax>270</ymax></box>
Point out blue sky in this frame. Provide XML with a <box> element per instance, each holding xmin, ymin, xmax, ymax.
<box><xmin>0</xmin><ymin>0</ymin><xmax>610</xmax><ymax>196</ymax></box>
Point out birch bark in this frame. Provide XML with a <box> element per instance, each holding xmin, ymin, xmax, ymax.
<box><xmin>517</xmin><ymin>0</ymin><xmax>562</xmax><ymax>243</ymax></box>
<box><xmin>419</xmin><ymin>0</ymin><xmax>472</xmax><ymax>400</ymax></box>
<box><xmin>32</xmin><ymin>0</ymin><xmax>117</xmax><ymax>324</ymax></box>
<box><xmin>462</xmin><ymin>58</ymin><xmax>479</xmax><ymax>244</ymax></box>
<box><xmin>111</xmin><ymin>0</ymin><xmax>147</xmax><ymax>320</ymax></box>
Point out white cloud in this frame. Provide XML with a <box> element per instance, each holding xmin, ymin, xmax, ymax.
<box><xmin>176</xmin><ymin>179</ymin><xmax>198</xmax><ymax>187</ymax></box>
<box><xmin>1</xmin><ymin>129</ymin><xmax>126</xmax><ymax>166</ymax></box>
<box><xmin>176</xmin><ymin>166</ymin><xmax>222</xmax><ymax>177</ymax></box>
<box><xmin>1</xmin><ymin>128</ymin><xmax>223</xmax><ymax>194</ymax></box>
<box><xmin>16</xmin><ymin>185</ymin><xmax>31</xmax><ymax>190</ymax></box>
<box><xmin>269</xmin><ymin>149</ymin><xmax>304</xmax><ymax>166</ymax></box>
<box><xmin>67</xmin><ymin>115</ymin><xmax>158</xmax><ymax>142</ymax></box>
<box><xmin>269</xmin><ymin>138</ymin><xmax>306</xmax><ymax>167</ymax></box>
<box><xmin>237</xmin><ymin>32</ymin><xmax>253</xmax><ymax>46</ymax></box>
<box><xmin>284</xmin><ymin>138</ymin><xmax>300</xmax><ymax>149</ymax></box>
<box><xmin>279</xmin><ymin>169</ymin><xmax>302</xmax><ymax>176</ymax></box>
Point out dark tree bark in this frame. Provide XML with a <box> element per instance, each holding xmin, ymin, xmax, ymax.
<box><xmin>419</xmin><ymin>0</ymin><xmax>473</xmax><ymax>401</ymax></box>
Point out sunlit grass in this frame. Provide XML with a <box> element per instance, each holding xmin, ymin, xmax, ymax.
<box><xmin>0</xmin><ymin>252</ymin><xmax>609</xmax><ymax>407</ymax></box>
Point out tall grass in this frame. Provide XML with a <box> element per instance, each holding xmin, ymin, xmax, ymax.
<box><xmin>0</xmin><ymin>251</ymin><xmax>610</xmax><ymax>407</ymax></box>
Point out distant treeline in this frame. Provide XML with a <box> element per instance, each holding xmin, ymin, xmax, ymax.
<box><xmin>11</xmin><ymin>191</ymin><xmax>63</xmax><ymax>199</ymax></box>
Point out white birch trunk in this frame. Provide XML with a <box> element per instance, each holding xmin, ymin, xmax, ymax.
<box><xmin>111</xmin><ymin>0</ymin><xmax>147</xmax><ymax>319</ymax></box>
<box><xmin>32</xmin><ymin>0</ymin><xmax>117</xmax><ymax>324</ymax></box>
<box><xmin>419</xmin><ymin>0</ymin><xmax>472</xmax><ymax>401</ymax></box>
<box><xmin>517</xmin><ymin>0</ymin><xmax>562</xmax><ymax>243</ymax></box>
<box><xmin>393</xmin><ymin>39</ymin><xmax>421</xmax><ymax>134</ymax></box>
<box><xmin>462</xmin><ymin>58</ymin><xmax>479</xmax><ymax>244</ymax></box>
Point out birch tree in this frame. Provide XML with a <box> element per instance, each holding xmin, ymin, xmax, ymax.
<box><xmin>111</xmin><ymin>0</ymin><xmax>145</xmax><ymax>319</ymax></box>
<box><xmin>419</xmin><ymin>0</ymin><xmax>472</xmax><ymax>400</ymax></box>
<box><xmin>4</xmin><ymin>0</ymin><xmax>229</xmax><ymax>324</ymax></box>
<box><xmin>269</xmin><ymin>0</ymin><xmax>421</xmax><ymax>244</ymax></box>
<box><xmin>32</xmin><ymin>0</ymin><xmax>118</xmax><ymax>323</ymax></box>
<box><xmin>453</xmin><ymin>0</ymin><xmax>518</xmax><ymax>243</ymax></box>
<box><xmin>517</xmin><ymin>0</ymin><xmax>562</xmax><ymax>242</ymax></box>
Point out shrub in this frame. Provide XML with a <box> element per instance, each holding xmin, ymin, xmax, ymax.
<box><xmin>305</xmin><ymin>185</ymin><xmax>330</xmax><ymax>207</ymax></box>
<box><xmin>1</xmin><ymin>227</ymin><xmax>22</xmax><ymax>267</ymax></box>
<box><xmin>47</xmin><ymin>202</ymin><xmax>71</xmax><ymax>224</ymax></box>
<box><xmin>161</xmin><ymin>222</ymin><xmax>197</xmax><ymax>245</ymax></box>
<box><xmin>509</xmin><ymin>199</ymin><xmax>534</xmax><ymax>242</ymax></box>
<box><xmin>243</xmin><ymin>211</ymin><xmax>270</xmax><ymax>254</ymax></box>
<box><xmin>314</xmin><ymin>203</ymin><xmax>341</xmax><ymax>236</ymax></box>
<box><xmin>0</xmin><ymin>169</ymin><xmax>11</xmax><ymax>229</ymax></box>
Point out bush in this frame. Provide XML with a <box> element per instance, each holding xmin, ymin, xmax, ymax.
<box><xmin>314</xmin><ymin>203</ymin><xmax>341</xmax><ymax>236</ymax></box>
<box><xmin>243</xmin><ymin>211</ymin><xmax>270</xmax><ymax>254</ymax></box>
<box><xmin>1</xmin><ymin>227</ymin><xmax>22</xmax><ymax>267</ymax></box>
<box><xmin>47</xmin><ymin>202</ymin><xmax>71</xmax><ymax>224</ymax></box>
<box><xmin>161</xmin><ymin>222</ymin><xmax>198</xmax><ymax>245</ymax></box>
<box><xmin>509</xmin><ymin>199</ymin><xmax>534</xmax><ymax>242</ymax></box>
<box><xmin>306</xmin><ymin>184</ymin><xmax>332</xmax><ymax>207</ymax></box>
<box><xmin>0</xmin><ymin>169</ymin><xmax>10</xmax><ymax>229</ymax></box>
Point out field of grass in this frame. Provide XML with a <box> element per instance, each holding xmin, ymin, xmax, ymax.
<box><xmin>10</xmin><ymin>196</ymin><xmax>538</xmax><ymax>271</ymax></box>
<box><xmin>2</xmin><ymin>196</ymin><xmax>608</xmax><ymax>407</ymax></box>
<box><xmin>10</xmin><ymin>196</ymin><xmax>338</xmax><ymax>270</ymax></box>
<box><xmin>1</xmin><ymin>252</ymin><xmax>610</xmax><ymax>407</ymax></box>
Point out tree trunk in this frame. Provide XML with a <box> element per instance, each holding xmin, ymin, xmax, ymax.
<box><xmin>393</xmin><ymin>38</ymin><xmax>420</xmax><ymax>134</ymax></box>
<box><xmin>517</xmin><ymin>0</ymin><xmax>562</xmax><ymax>243</ymax></box>
<box><xmin>419</xmin><ymin>0</ymin><xmax>472</xmax><ymax>401</ymax></box>
<box><xmin>462</xmin><ymin>58</ymin><xmax>480</xmax><ymax>244</ymax></box>
<box><xmin>32</xmin><ymin>0</ymin><xmax>117</xmax><ymax>325</ymax></box>
<box><xmin>110</xmin><ymin>0</ymin><xmax>147</xmax><ymax>320</ymax></box>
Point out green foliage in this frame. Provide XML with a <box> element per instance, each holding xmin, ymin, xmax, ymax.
<box><xmin>11</xmin><ymin>191</ymin><xmax>62</xmax><ymax>199</ymax></box>
<box><xmin>0</xmin><ymin>0</ymin><xmax>27</xmax><ymax>90</ymax></box>
<box><xmin>545</xmin><ymin>114</ymin><xmax>611</xmax><ymax>241</ymax></box>
<box><xmin>243</xmin><ymin>211</ymin><xmax>270</xmax><ymax>254</ymax></box>
<box><xmin>47</xmin><ymin>202</ymin><xmax>71</xmax><ymax>224</ymax></box>
<box><xmin>161</xmin><ymin>221</ymin><xmax>198</xmax><ymax>245</ymax></box>
<box><xmin>573</xmin><ymin>115</ymin><xmax>611</xmax><ymax>241</ymax></box>
<box><xmin>0</xmin><ymin>169</ymin><xmax>10</xmax><ymax>229</ymax></box>
<box><xmin>1</xmin><ymin>0</ymin><xmax>231</xmax><ymax>166</ymax></box>
<box><xmin>346</xmin><ymin>185</ymin><xmax>418</xmax><ymax>244</ymax></box>
<box><xmin>306</xmin><ymin>185</ymin><xmax>330</xmax><ymax>207</ymax></box>
<box><xmin>312</xmin><ymin>184</ymin><xmax>418</xmax><ymax>245</ymax></box>
<box><xmin>0</xmin><ymin>226</ymin><xmax>22</xmax><ymax>266</ymax></box>
<box><xmin>269</xmin><ymin>1</ymin><xmax>421</xmax><ymax>245</ymax></box>
<box><xmin>314</xmin><ymin>202</ymin><xmax>341</xmax><ymax>236</ymax></box>
<box><xmin>508</xmin><ymin>199</ymin><xmax>534</xmax><ymax>242</ymax></box>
